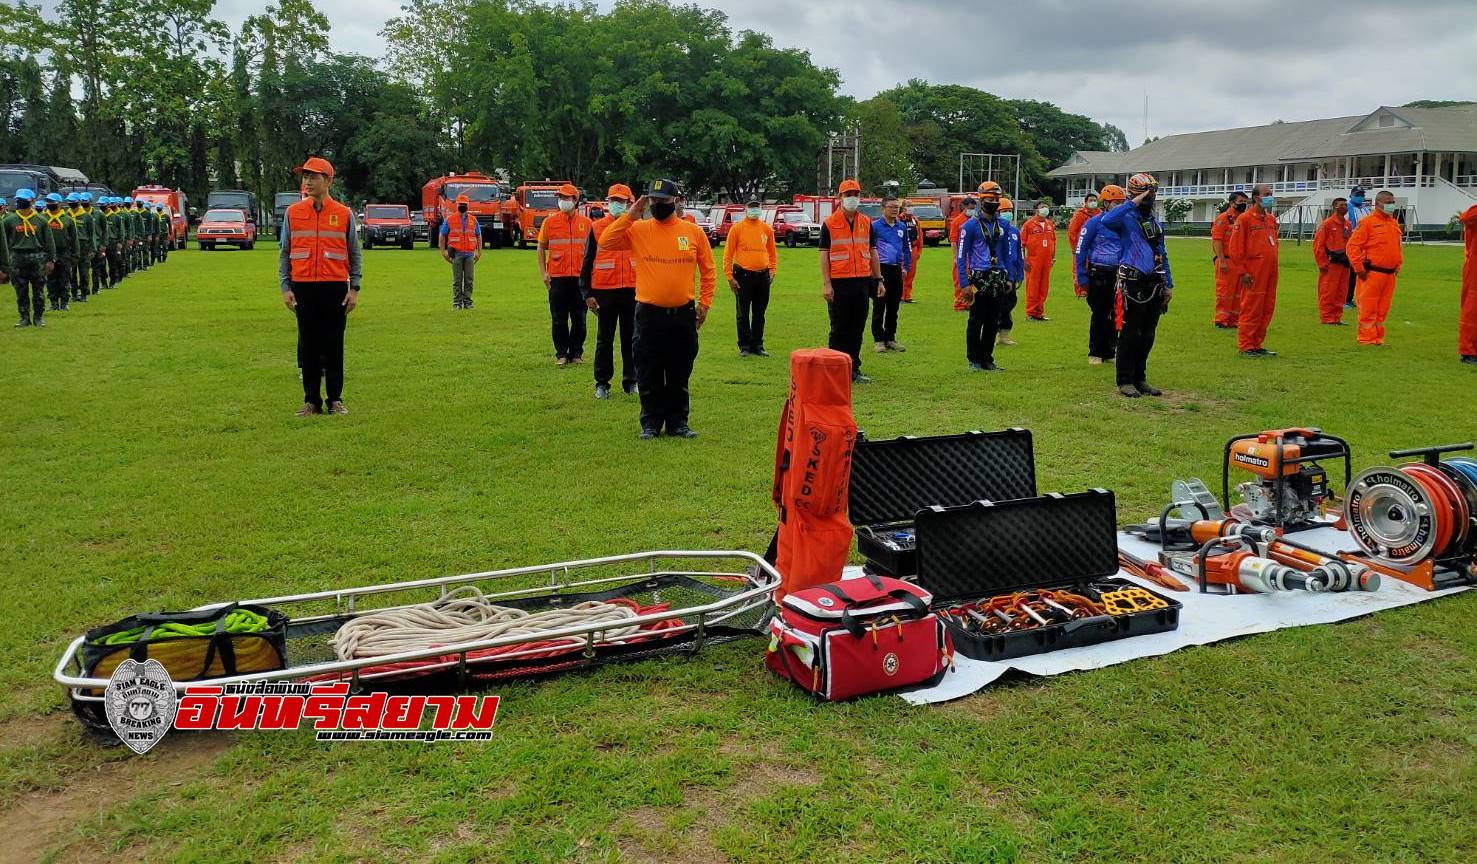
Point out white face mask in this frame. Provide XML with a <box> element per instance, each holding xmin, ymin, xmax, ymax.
<box><xmin>841</xmin><ymin>196</ymin><xmax>860</xmax><ymax>212</ymax></box>
<box><xmin>746</xmin><ymin>208</ymin><xmax>761</xmax><ymax>220</ymax></box>
<box><xmin>1037</xmin><ymin>207</ymin><xmax>1050</xmax><ymax>217</ymax></box>
<box><xmin>607</xmin><ymin>201</ymin><xmax>627</xmax><ymax>216</ymax></box>
<box><xmin>1381</xmin><ymin>202</ymin><xmax>1397</xmax><ymax>215</ymax></box>
<box><xmin>1087</xmin><ymin>200</ymin><xmax>1099</xmax><ymax>210</ymax></box>
<box><xmin>557</xmin><ymin>199</ymin><xmax>575</xmax><ymax>213</ymax></box>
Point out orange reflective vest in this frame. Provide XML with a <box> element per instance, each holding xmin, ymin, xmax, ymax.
<box><xmin>589</xmin><ymin>215</ymin><xmax>636</xmax><ymax>289</ymax></box>
<box><xmin>444</xmin><ymin>212</ymin><xmax>479</xmax><ymax>253</ymax></box>
<box><xmin>540</xmin><ymin>211</ymin><xmax>592</xmax><ymax>278</ymax></box>
<box><xmin>824</xmin><ymin>209</ymin><xmax>872</xmax><ymax>279</ymax></box>
<box><xmin>286</xmin><ymin>197</ymin><xmax>352</xmax><ymax>283</ymax></box>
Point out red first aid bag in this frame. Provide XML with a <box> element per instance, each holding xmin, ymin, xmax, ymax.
<box><xmin>766</xmin><ymin>574</ymin><xmax>952</xmax><ymax>701</ymax></box>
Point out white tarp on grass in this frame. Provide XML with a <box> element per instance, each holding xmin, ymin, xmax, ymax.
<box><xmin>898</xmin><ymin>526</ymin><xmax>1468</xmax><ymax>705</ymax></box>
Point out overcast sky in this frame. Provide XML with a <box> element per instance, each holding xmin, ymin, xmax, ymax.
<box><xmin>210</xmin><ymin>0</ymin><xmax>1476</xmax><ymax>147</ymax></box>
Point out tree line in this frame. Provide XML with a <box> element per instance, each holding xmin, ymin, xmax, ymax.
<box><xmin>0</xmin><ymin>0</ymin><xmax>1127</xmax><ymax>209</ymax></box>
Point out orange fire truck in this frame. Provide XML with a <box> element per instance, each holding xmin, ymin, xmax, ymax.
<box><xmin>420</xmin><ymin>172</ymin><xmax>511</xmax><ymax>249</ymax></box>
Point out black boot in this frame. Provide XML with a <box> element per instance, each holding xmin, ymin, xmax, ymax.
<box><xmin>15</xmin><ymin>314</ymin><xmax>30</xmax><ymax>328</ymax></box>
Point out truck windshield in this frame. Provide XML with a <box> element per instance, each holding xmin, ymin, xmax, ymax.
<box><xmin>857</xmin><ymin>203</ymin><xmax>884</xmax><ymax>220</ymax></box>
<box><xmin>208</xmin><ymin>192</ymin><xmax>253</xmax><ymax>217</ymax></box>
<box><xmin>275</xmin><ymin>193</ymin><xmax>301</xmax><ymax>207</ymax></box>
<box><xmin>202</xmin><ymin>210</ymin><xmax>241</xmax><ymax>223</ymax></box>
<box><xmin>445</xmin><ymin>184</ymin><xmax>501</xmax><ymax>203</ymax></box>
<box><xmin>366</xmin><ymin>206</ymin><xmax>408</xmax><ymax>220</ymax></box>
<box><xmin>779</xmin><ymin>212</ymin><xmax>809</xmax><ymax>224</ymax></box>
<box><xmin>0</xmin><ymin>170</ymin><xmax>38</xmax><ymax>200</ymax></box>
<box><xmin>523</xmin><ymin>190</ymin><xmax>560</xmax><ymax>210</ymax></box>
<box><xmin>909</xmin><ymin>205</ymin><xmax>943</xmax><ymax>219</ymax></box>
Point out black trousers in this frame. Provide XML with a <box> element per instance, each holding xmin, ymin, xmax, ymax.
<box><xmin>90</xmin><ymin>252</ymin><xmax>106</xmax><ymax>294</ymax></box>
<box><xmin>592</xmin><ymin>287</ymin><xmax>636</xmax><ymax>389</ymax></box>
<box><xmin>1086</xmin><ymin>264</ymin><xmax>1119</xmax><ymax>360</ymax></box>
<box><xmin>828</xmin><ymin>277</ymin><xmax>872</xmax><ymax>377</ymax></box>
<box><xmin>733</xmin><ymin>266</ymin><xmax>771</xmax><ymax>352</ymax></box>
<box><xmin>872</xmin><ymin>264</ymin><xmax>903</xmax><ymax>343</ymax></box>
<box><xmin>48</xmin><ymin>256</ymin><xmax>74</xmax><ymax>304</ymax></box>
<box><xmin>293</xmin><ymin>281</ymin><xmax>348</xmax><ymax>407</ymax></box>
<box><xmin>966</xmin><ymin>290</ymin><xmax>1007</xmax><ymax>366</ymax></box>
<box><xmin>548</xmin><ymin>276</ymin><xmax>587</xmax><ymax>359</ymax></box>
<box><xmin>1116</xmin><ymin>275</ymin><xmax>1165</xmax><ymax>386</ymax></box>
<box><xmin>107</xmin><ymin>247</ymin><xmax>123</xmax><ymax>285</ymax></box>
<box><xmin>997</xmin><ymin>284</ymin><xmax>1018</xmax><ymax>333</ymax></box>
<box><xmin>73</xmin><ymin>255</ymin><xmax>89</xmax><ymax>298</ymax></box>
<box><xmin>633</xmin><ymin>302</ymin><xmax>699</xmax><ymax>432</ymax></box>
<box><xmin>10</xmin><ymin>253</ymin><xmax>47</xmax><ymax>321</ymax></box>
<box><xmin>1346</xmin><ymin>266</ymin><xmax>1357</xmax><ymax>305</ymax></box>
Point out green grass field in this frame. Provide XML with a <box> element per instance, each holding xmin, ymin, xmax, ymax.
<box><xmin>2</xmin><ymin>236</ymin><xmax>1474</xmax><ymax>863</ymax></box>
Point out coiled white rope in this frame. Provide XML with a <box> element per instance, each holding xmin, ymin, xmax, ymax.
<box><xmin>332</xmin><ymin>585</ymin><xmax>644</xmax><ymax>661</ymax></box>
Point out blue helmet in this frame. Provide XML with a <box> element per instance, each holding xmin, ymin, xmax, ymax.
<box><xmin>45</xmin><ymin>192</ymin><xmax>63</xmax><ymax>204</ymax></box>
<box><xmin>79</xmin><ymin>192</ymin><xmax>91</xmax><ymax>203</ymax></box>
<box><xmin>123</xmin><ymin>196</ymin><xmax>133</xmax><ymax>204</ymax></box>
<box><xmin>15</xmin><ymin>188</ymin><xmax>35</xmax><ymax>203</ymax></box>
<box><xmin>65</xmin><ymin>192</ymin><xmax>79</xmax><ymax>202</ymax></box>
<box><xmin>0</xmin><ymin>197</ymin><xmax>7</xmax><ymax>206</ymax></box>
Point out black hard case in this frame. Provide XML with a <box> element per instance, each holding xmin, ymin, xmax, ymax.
<box><xmin>849</xmin><ymin>429</ymin><xmax>1037</xmax><ymax>577</ymax></box>
<box><xmin>913</xmin><ymin>490</ymin><xmax>1181</xmax><ymax>662</ymax></box>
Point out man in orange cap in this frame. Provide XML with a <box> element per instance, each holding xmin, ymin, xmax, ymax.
<box><xmin>1459</xmin><ymin>202</ymin><xmax>1477</xmax><ymax>364</ymax></box>
<box><xmin>1346</xmin><ymin>190</ymin><xmax>1403</xmax><ymax>347</ymax></box>
<box><xmin>1020</xmin><ymin>198</ymin><xmax>1057</xmax><ymax>321</ymax></box>
<box><xmin>819</xmin><ymin>178</ymin><xmax>884</xmax><ymax>383</ymax></box>
<box><xmin>538</xmin><ymin>183</ymin><xmax>592</xmax><ymax>365</ymax></box>
<box><xmin>279</xmin><ymin>156</ymin><xmax>362</xmax><ymax>416</ymax></box>
<box><xmin>599</xmin><ymin>179</ymin><xmax>715</xmax><ymax>438</ymax></box>
<box><xmin>1210</xmin><ymin>191</ymin><xmax>1247</xmax><ymax>328</ymax></box>
<box><xmin>580</xmin><ymin>183</ymin><xmax>639</xmax><ymax>397</ymax></box>
<box><xmin>1311</xmin><ymin>197</ymin><xmax>1351</xmax><ymax>326</ymax></box>
<box><xmin>440</xmin><ymin>193</ymin><xmax>481</xmax><ymax>309</ymax></box>
<box><xmin>1228</xmin><ymin>183</ymin><xmax>1279</xmax><ymax>357</ymax></box>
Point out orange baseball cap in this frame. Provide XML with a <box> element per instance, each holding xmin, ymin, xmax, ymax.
<box><xmin>557</xmin><ymin>183</ymin><xmax>579</xmax><ymax>197</ymax></box>
<box><xmin>606</xmin><ymin>183</ymin><xmax>634</xmax><ymax>200</ymax></box>
<box><xmin>291</xmin><ymin>156</ymin><xmax>334</xmax><ymax>180</ymax></box>
<box><xmin>838</xmin><ymin>179</ymin><xmax>861</xmax><ymax>195</ymax></box>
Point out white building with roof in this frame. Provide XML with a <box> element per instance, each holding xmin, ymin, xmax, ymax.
<box><xmin>1046</xmin><ymin>105</ymin><xmax>1477</xmax><ymax>229</ymax></box>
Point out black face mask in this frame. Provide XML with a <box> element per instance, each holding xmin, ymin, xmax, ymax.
<box><xmin>1233</xmin><ymin>201</ymin><xmax>1248</xmax><ymax>213</ymax></box>
<box><xmin>980</xmin><ymin>201</ymin><xmax>999</xmax><ymax>215</ymax></box>
<box><xmin>650</xmin><ymin>201</ymin><xmax>676</xmax><ymax>220</ymax></box>
<box><xmin>457</xmin><ymin>204</ymin><xmax>468</xmax><ymax>213</ymax></box>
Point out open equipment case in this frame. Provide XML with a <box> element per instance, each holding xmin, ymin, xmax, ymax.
<box><xmin>850</xmin><ymin>429</ymin><xmax>1037</xmax><ymax>577</ymax></box>
<box><xmin>915</xmin><ymin>490</ymin><xmax>1182</xmax><ymax>662</ymax></box>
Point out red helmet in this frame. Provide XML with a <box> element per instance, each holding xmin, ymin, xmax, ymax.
<box><xmin>1127</xmin><ymin>173</ymin><xmax>1158</xmax><ymax>195</ymax></box>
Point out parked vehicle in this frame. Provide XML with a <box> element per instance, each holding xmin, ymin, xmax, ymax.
<box><xmin>512</xmin><ymin>181</ymin><xmax>570</xmax><ymax>248</ymax></box>
<box><xmin>196</xmin><ymin>208</ymin><xmax>257</xmax><ymax>250</ymax></box>
<box><xmin>422</xmin><ymin>172</ymin><xmax>509</xmax><ymax>249</ymax></box>
<box><xmin>792</xmin><ymin>194</ymin><xmax>838</xmax><ymax>224</ymax></box>
<box><xmin>771</xmin><ymin>206</ymin><xmax>820</xmax><ymax>247</ymax></box>
<box><xmin>272</xmin><ymin>191</ymin><xmax>304</xmax><ymax>235</ymax></box>
<box><xmin>410</xmin><ymin>210</ymin><xmax>429</xmax><ymax>242</ymax></box>
<box><xmin>0</xmin><ymin>164</ymin><xmax>60</xmax><ymax>200</ymax></box>
<box><xmin>131</xmin><ymin>185</ymin><xmax>190</xmax><ymax>249</ymax></box>
<box><xmin>712</xmin><ymin>204</ymin><xmax>749</xmax><ymax>245</ymax></box>
<box><xmin>904</xmin><ymin>198</ymin><xmax>947</xmax><ymax>245</ymax></box>
<box><xmin>205</xmin><ymin>190</ymin><xmax>262</xmax><ymax>228</ymax></box>
<box><xmin>361</xmin><ymin>204</ymin><xmax>415</xmax><ymax>250</ymax></box>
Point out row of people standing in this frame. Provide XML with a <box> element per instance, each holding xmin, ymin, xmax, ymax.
<box><xmin>1</xmin><ymin>190</ymin><xmax>170</xmax><ymax>327</ymax></box>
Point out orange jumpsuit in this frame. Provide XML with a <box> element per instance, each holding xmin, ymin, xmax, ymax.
<box><xmin>901</xmin><ymin>214</ymin><xmax>923</xmax><ymax>301</ymax></box>
<box><xmin>1460</xmin><ymin>205</ymin><xmax>1477</xmax><ymax>357</ymax></box>
<box><xmin>1346</xmin><ymin>209</ymin><xmax>1403</xmax><ymax>346</ymax></box>
<box><xmin>1067</xmin><ymin>206</ymin><xmax>1095</xmax><ymax>296</ymax></box>
<box><xmin>1210</xmin><ymin>209</ymin><xmax>1240</xmax><ymax>326</ymax></box>
<box><xmin>1228</xmin><ymin>208</ymin><xmax>1279</xmax><ymax>352</ymax></box>
<box><xmin>949</xmin><ymin>211</ymin><xmax>970</xmax><ymax>311</ymax></box>
<box><xmin>1311</xmin><ymin>213</ymin><xmax>1351</xmax><ymax>324</ymax></box>
<box><xmin>1020</xmin><ymin>214</ymin><xmax>1056</xmax><ymax>318</ymax></box>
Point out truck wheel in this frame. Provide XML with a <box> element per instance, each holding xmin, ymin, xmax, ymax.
<box><xmin>364</xmin><ymin>238</ymin><xmax>373</xmax><ymax>250</ymax></box>
<box><xmin>200</xmin><ymin>242</ymin><xmax>213</xmax><ymax>251</ymax></box>
<box><xmin>516</xmin><ymin>230</ymin><xmax>527</xmax><ymax>249</ymax></box>
<box><xmin>401</xmin><ymin>239</ymin><xmax>413</xmax><ymax>250</ymax></box>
